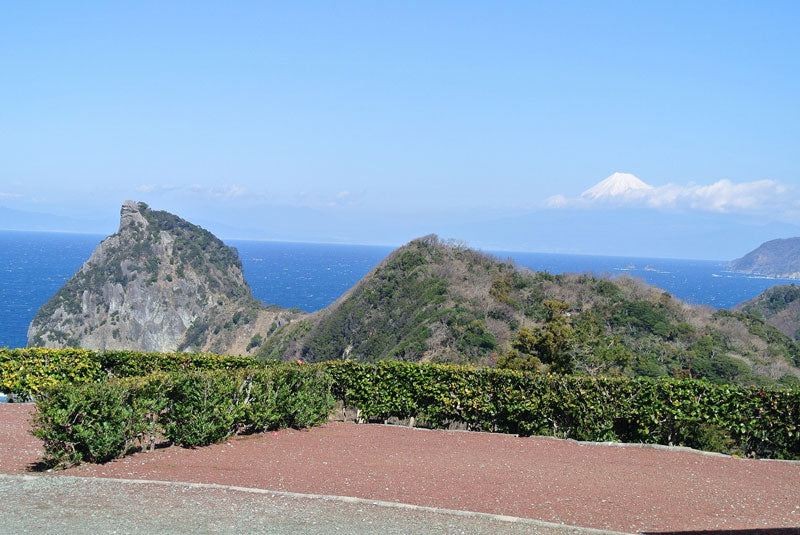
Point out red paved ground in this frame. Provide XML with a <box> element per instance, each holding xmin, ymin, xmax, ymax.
<box><xmin>3</xmin><ymin>403</ymin><xmax>799</xmax><ymax>533</ymax></box>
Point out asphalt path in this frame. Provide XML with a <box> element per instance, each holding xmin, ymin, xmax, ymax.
<box><xmin>0</xmin><ymin>474</ymin><xmax>630</xmax><ymax>535</ymax></box>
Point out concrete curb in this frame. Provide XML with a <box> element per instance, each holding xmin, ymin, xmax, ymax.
<box><xmin>1</xmin><ymin>473</ymin><xmax>634</xmax><ymax>535</ymax></box>
<box><xmin>366</xmin><ymin>422</ymin><xmax>800</xmax><ymax>464</ymax></box>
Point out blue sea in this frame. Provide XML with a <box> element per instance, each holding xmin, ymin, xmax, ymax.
<box><xmin>1</xmin><ymin>230</ymin><xmax>797</xmax><ymax>350</ymax></box>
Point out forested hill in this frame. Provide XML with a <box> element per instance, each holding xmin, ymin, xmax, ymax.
<box><xmin>730</xmin><ymin>237</ymin><xmax>800</xmax><ymax>279</ymax></box>
<box><xmin>736</xmin><ymin>284</ymin><xmax>800</xmax><ymax>342</ymax></box>
<box><xmin>261</xmin><ymin>235</ymin><xmax>800</xmax><ymax>386</ymax></box>
<box><xmin>29</xmin><ymin>200</ymin><xmax>800</xmax><ymax>387</ymax></box>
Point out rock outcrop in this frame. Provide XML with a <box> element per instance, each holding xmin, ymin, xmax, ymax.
<box><xmin>28</xmin><ymin>201</ymin><xmax>299</xmax><ymax>353</ymax></box>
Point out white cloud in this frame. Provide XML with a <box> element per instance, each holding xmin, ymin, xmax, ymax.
<box><xmin>308</xmin><ymin>189</ymin><xmax>365</xmax><ymax>209</ymax></box>
<box><xmin>136</xmin><ymin>184</ymin><xmax>178</xmax><ymax>193</ymax></box>
<box><xmin>544</xmin><ymin>194</ymin><xmax>569</xmax><ymax>208</ymax></box>
<box><xmin>547</xmin><ymin>175</ymin><xmax>792</xmax><ymax>217</ymax></box>
<box><xmin>675</xmin><ymin>179</ymin><xmax>785</xmax><ymax>213</ymax></box>
<box><xmin>209</xmin><ymin>185</ymin><xmax>247</xmax><ymax>200</ymax></box>
<box><xmin>0</xmin><ymin>191</ymin><xmax>22</xmax><ymax>200</ymax></box>
<box><xmin>135</xmin><ymin>183</ymin><xmax>247</xmax><ymax>200</ymax></box>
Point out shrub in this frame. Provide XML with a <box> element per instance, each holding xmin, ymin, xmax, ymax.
<box><xmin>327</xmin><ymin>361</ymin><xmax>800</xmax><ymax>459</ymax></box>
<box><xmin>23</xmin><ymin>351</ymin><xmax>800</xmax><ymax>462</ymax></box>
<box><xmin>1</xmin><ymin>347</ymin><xmax>256</xmax><ymax>398</ymax></box>
<box><xmin>32</xmin><ymin>375</ymin><xmax>166</xmax><ymax>466</ymax></box>
<box><xmin>32</xmin><ymin>365</ymin><xmax>334</xmax><ymax>466</ymax></box>
<box><xmin>1</xmin><ymin>348</ymin><xmax>104</xmax><ymax>399</ymax></box>
<box><xmin>160</xmin><ymin>370</ymin><xmax>245</xmax><ymax>447</ymax></box>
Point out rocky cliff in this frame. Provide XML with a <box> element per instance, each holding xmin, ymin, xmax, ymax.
<box><xmin>28</xmin><ymin>201</ymin><xmax>299</xmax><ymax>353</ymax></box>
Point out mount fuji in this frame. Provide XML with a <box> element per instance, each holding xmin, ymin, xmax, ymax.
<box><xmin>581</xmin><ymin>172</ymin><xmax>654</xmax><ymax>200</ymax></box>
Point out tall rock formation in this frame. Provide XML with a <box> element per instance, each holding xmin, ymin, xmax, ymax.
<box><xmin>28</xmin><ymin>201</ymin><xmax>298</xmax><ymax>353</ymax></box>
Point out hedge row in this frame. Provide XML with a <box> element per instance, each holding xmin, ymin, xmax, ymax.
<box><xmin>1</xmin><ymin>348</ymin><xmax>257</xmax><ymax>398</ymax></box>
<box><xmin>32</xmin><ymin>365</ymin><xmax>332</xmax><ymax>467</ymax></box>
<box><xmin>12</xmin><ymin>350</ymin><xmax>800</xmax><ymax>460</ymax></box>
<box><xmin>326</xmin><ymin>361</ymin><xmax>800</xmax><ymax>459</ymax></box>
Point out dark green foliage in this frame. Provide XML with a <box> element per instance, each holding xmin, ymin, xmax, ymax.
<box><xmin>459</xmin><ymin>319</ymin><xmax>497</xmax><ymax>352</ymax></box>
<box><xmin>282</xmin><ymin>236</ymin><xmax>799</xmax><ymax>384</ymax></box>
<box><xmin>24</xmin><ymin>354</ymin><xmax>800</xmax><ymax>463</ymax></box>
<box><xmin>160</xmin><ymin>371</ymin><xmax>245</xmax><ymax>446</ymax></box>
<box><xmin>32</xmin><ymin>365</ymin><xmax>334</xmax><ymax>466</ymax></box>
<box><xmin>741</xmin><ymin>284</ymin><xmax>800</xmax><ymax>316</ymax></box>
<box><xmin>779</xmin><ymin>374</ymin><xmax>800</xmax><ymax>387</ymax></box>
<box><xmin>595</xmin><ymin>279</ymin><xmax>623</xmax><ymax>299</ymax></box>
<box><xmin>298</xmin><ymin>241</ymin><xmax>453</xmax><ymax>362</ymax></box>
<box><xmin>179</xmin><ymin>318</ymin><xmax>210</xmax><ymax>351</ymax></box>
<box><xmin>258</xmin><ymin>320</ymin><xmax>314</xmax><ymax>360</ymax></box>
<box><xmin>497</xmin><ymin>328</ymin><xmax>542</xmax><ymax>371</ymax></box>
<box><xmin>326</xmin><ymin>361</ymin><xmax>800</xmax><ymax>459</ymax></box>
<box><xmin>691</xmin><ymin>355</ymin><xmax>752</xmax><ymax>384</ymax></box>
<box><xmin>612</xmin><ymin>300</ymin><xmax>673</xmax><ymax>338</ymax></box>
<box><xmin>247</xmin><ymin>333</ymin><xmax>264</xmax><ymax>351</ymax></box>
<box><xmin>630</xmin><ymin>356</ymin><xmax>666</xmax><ymax>378</ymax></box>
<box><xmin>32</xmin><ymin>376</ymin><xmax>166</xmax><ymax>466</ymax></box>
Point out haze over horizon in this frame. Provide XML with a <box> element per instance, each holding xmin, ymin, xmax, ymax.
<box><xmin>2</xmin><ymin>2</ymin><xmax>799</xmax><ymax>260</ymax></box>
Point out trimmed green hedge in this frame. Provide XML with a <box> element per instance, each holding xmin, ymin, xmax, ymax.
<box><xmin>1</xmin><ymin>348</ymin><xmax>257</xmax><ymax>398</ymax></box>
<box><xmin>326</xmin><ymin>361</ymin><xmax>799</xmax><ymax>459</ymax></box>
<box><xmin>10</xmin><ymin>349</ymin><xmax>799</xmax><ymax>460</ymax></box>
<box><xmin>32</xmin><ymin>365</ymin><xmax>333</xmax><ymax>467</ymax></box>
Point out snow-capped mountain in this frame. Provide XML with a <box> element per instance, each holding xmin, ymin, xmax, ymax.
<box><xmin>581</xmin><ymin>172</ymin><xmax>653</xmax><ymax>200</ymax></box>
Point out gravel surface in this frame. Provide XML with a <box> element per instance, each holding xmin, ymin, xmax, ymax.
<box><xmin>2</xmin><ymin>403</ymin><xmax>799</xmax><ymax>533</ymax></box>
<box><xmin>2</xmin><ymin>474</ymin><xmax>607</xmax><ymax>535</ymax></box>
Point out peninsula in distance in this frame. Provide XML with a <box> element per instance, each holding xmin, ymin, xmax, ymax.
<box><xmin>730</xmin><ymin>237</ymin><xmax>800</xmax><ymax>279</ymax></box>
<box><xmin>28</xmin><ymin>201</ymin><xmax>800</xmax><ymax>388</ymax></box>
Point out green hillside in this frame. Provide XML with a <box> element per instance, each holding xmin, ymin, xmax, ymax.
<box><xmin>737</xmin><ymin>284</ymin><xmax>800</xmax><ymax>341</ymax></box>
<box><xmin>259</xmin><ymin>235</ymin><xmax>800</xmax><ymax>386</ymax></box>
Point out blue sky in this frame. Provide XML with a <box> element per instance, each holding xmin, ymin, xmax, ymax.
<box><xmin>1</xmin><ymin>2</ymin><xmax>799</xmax><ymax>259</ymax></box>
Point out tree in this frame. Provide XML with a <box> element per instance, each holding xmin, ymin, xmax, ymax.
<box><xmin>496</xmin><ymin>327</ymin><xmax>541</xmax><ymax>371</ymax></box>
<box><xmin>534</xmin><ymin>300</ymin><xmax>575</xmax><ymax>374</ymax></box>
<box><xmin>497</xmin><ymin>300</ymin><xmax>576</xmax><ymax>374</ymax></box>
<box><xmin>572</xmin><ymin>310</ymin><xmax>633</xmax><ymax>376</ymax></box>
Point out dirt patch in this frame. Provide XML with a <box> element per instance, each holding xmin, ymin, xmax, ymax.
<box><xmin>0</xmin><ymin>404</ymin><xmax>42</xmax><ymax>473</ymax></box>
<box><xmin>3</xmin><ymin>403</ymin><xmax>799</xmax><ymax>533</ymax></box>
